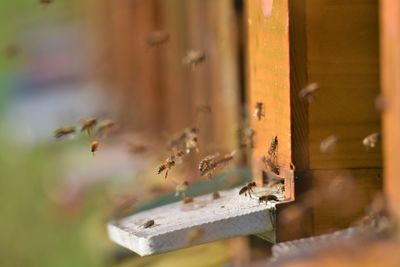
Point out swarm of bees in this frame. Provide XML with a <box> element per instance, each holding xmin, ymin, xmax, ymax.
<box><xmin>182</xmin><ymin>50</ymin><xmax>206</xmax><ymax>68</ymax></box>
<box><xmin>54</xmin><ymin>118</ymin><xmax>117</xmax><ymax>156</ymax></box>
<box><xmin>146</xmin><ymin>30</ymin><xmax>169</xmax><ymax>47</ymax></box>
<box><xmin>253</xmin><ymin>102</ymin><xmax>265</xmax><ymax>121</ymax></box>
<box><xmin>299</xmin><ymin>82</ymin><xmax>320</xmax><ymax>102</ymax></box>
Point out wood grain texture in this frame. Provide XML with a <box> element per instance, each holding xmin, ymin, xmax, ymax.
<box><xmin>246</xmin><ymin>0</ymin><xmax>292</xmax><ymax>184</ymax></box>
<box><xmin>311</xmin><ymin>168</ymin><xmax>382</xmax><ymax>234</ymax></box>
<box><xmin>306</xmin><ymin>0</ymin><xmax>381</xmax><ymax>169</ymax></box>
<box><xmin>380</xmin><ymin>0</ymin><xmax>400</xmax><ymax>224</ymax></box>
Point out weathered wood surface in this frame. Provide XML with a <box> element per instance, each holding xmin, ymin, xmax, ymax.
<box><xmin>108</xmin><ymin>187</ymin><xmax>282</xmax><ymax>256</ymax></box>
<box><xmin>307</xmin><ymin>0</ymin><xmax>381</xmax><ymax>169</ymax></box>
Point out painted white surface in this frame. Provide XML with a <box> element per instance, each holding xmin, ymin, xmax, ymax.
<box><xmin>108</xmin><ymin>187</ymin><xmax>279</xmax><ymax>256</ymax></box>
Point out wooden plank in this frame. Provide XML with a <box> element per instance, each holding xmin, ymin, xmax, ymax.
<box><xmin>108</xmin><ymin>187</ymin><xmax>282</xmax><ymax>256</ymax></box>
<box><xmin>306</xmin><ymin>0</ymin><xmax>381</xmax><ymax>169</ymax></box>
<box><xmin>246</xmin><ymin>0</ymin><xmax>292</xmax><ymax>184</ymax></box>
<box><xmin>380</xmin><ymin>0</ymin><xmax>400</xmax><ymax>224</ymax></box>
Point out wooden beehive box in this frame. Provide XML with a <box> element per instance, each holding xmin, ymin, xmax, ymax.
<box><xmin>104</xmin><ymin>0</ymin><xmax>384</xmax><ymax>255</ymax></box>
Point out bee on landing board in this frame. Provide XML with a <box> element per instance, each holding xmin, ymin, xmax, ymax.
<box><xmin>182</xmin><ymin>196</ymin><xmax>194</xmax><ymax>204</ymax></box>
<box><xmin>212</xmin><ymin>191</ymin><xmax>221</xmax><ymax>200</ymax></box>
<box><xmin>363</xmin><ymin>132</ymin><xmax>380</xmax><ymax>149</ymax></box>
<box><xmin>182</xmin><ymin>50</ymin><xmax>205</xmax><ymax>69</ymax></box>
<box><xmin>253</xmin><ymin>102</ymin><xmax>265</xmax><ymax>121</ymax></box>
<box><xmin>91</xmin><ymin>140</ymin><xmax>99</xmax><ymax>156</ymax></box>
<box><xmin>239</xmin><ymin>181</ymin><xmax>257</xmax><ymax>198</ymax></box>
<box><xmin>80</xmin><ymin>118</ymin><xmax>97</xmax><ymax>136</ymax></box>
<box><xmin>140</xmin><ymin>219</ymin><xmax>155</xmax><ymax>229</ymax></box>
<box><xmin>146</xmin><ymin>30</ymin><xmax>169</xmax><ymax>47</ymax></box>
<box><xmin>258</xmin><ymin>194</ymin><xmax>279</xmax><ymax>204</ymax></box>
<box><xmin>54</xmin><ymin>126</ymin><xmax>76</xmax><ymax>139</ymax></box>
<box><xmin>299</xmin><ymin>82</ymin><xmax>320</xmax><ymax>102</ymax></box>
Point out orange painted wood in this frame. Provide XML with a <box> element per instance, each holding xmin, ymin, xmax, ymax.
<box><xmin>380</xmin><ymin>0</ymin><xmax>400</xmax><ymax>225</ymax></box>
<box><xmin>246</xmin><ymin>0</ymin><xmax>292</xmax><ymax>185</ymax></box>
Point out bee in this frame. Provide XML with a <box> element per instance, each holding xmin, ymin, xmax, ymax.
<box><xmin>175</xmin><ymin>180</ymin><xmax>189</xmax><ymax>197</ymax></box>
<box><xmin>253</xmin><ymin>102</ymin><xmax>265</xmax><ymax>121</ymax></box>
<box><xmin>157</xmin><ymin>150</ymin><xmax>185</xmax><ymax>179</ymax></box>
<box><xmin>268</xmin><ymin>136</ymin><xmax>278</xmax><ymax>157</ymax></box>
<box><xmin>141</xmin><ymin>219</ymin><xmax>155</xmax><ymax>229</ymax></box>
<box><xmin>212</xmin><ymin>191</ymin><xmax>220</xmax><ymax>200</ymax></box>
<box><xmin>187</xmin><ymin>227</ymin><xmax>204</xmax><ymax>244</ymax></box>
<box><xmin>146</xmin><ymin>30</ymin><xmax>169</xmax><ymax>47</ymax></box>
<box><xmin>363</xmin><ymin>132</ymin><xmax>380</xmax><ymax>149</ymax></box>
<box><xmin>183</xmin><ymin>196</ymin><xmax>194</xmax><ymax>204</ymax></box>
<box><xmin>240</xmin><ymin>127</ymin><xmax>255</xmax><ymax>149</ymax></box>
<box><xmin>39</xmin><ymin>0</ymin><xmax>52</xmax><ymax>4</ymax></box>
<box><xmin>91</xmin><ymin>140</ymin><xmax>99</xmax><ymax>156</ymax></box>
<box><xmin>184</xmin><ymin>127</ymin><xmax>199</xmax><ymax>153</ymax></box>
<box><xmin>199</xmin><ymin>153</ymin><xmax>220</xmax><ymax>179</ymax></box>
<box><xmin>97</xmin><ymin>119</ymin><xmax>116</xmax><ymax>139</ymax></box>
<box><xmin>54</xmin><ymin>126</ymin><xmax>76</xmax><ymax>139</ymax></box>
<box><xmin>182</xmin><ymin>50</ymin><xmax>205</xmax><ymax>68</ymax></box>
<box><xmin>199</xmin><ymin>151</ymin><xmax>236</xmax><ymax>179</ymax></box>
<box><xmin>258</xmin><ymin>194</ymin><xmax>279</xmax><ymax>204</ymax></box>
<box><xmin>261</xmin><ymin>156</ymin><xmax>279</xmax><ymax>175</ymax></box>
<box><xmin>239</xmin><ymin>181</ymin><xmax>257</xmax><ymax>197</ymax></box>
<box><xmin>320</xmin><ymin>134</ymin><xmax>338</xmax><ymax>153</ymax></box>
<box><xmin>128</xmin><ymin>143</ymin><xmax>147</xmax><ymax>154</ymax></box>
<box><xmin>299</xmin><ymin>82</ymin><xmax>320</xmax><ymax>102</ymax></box>
<box><xmin>80</xmin><ymin>118</ymin><xmax>97</xmax><ymax>136</ymax></box>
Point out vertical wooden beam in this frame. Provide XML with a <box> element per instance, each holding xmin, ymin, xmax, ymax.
<box><xmin>246</xmin><ymin>0</ymin><xmax>292</xmax><ymax>185</ymax></box>
<box><xmin>380</xmin><ymin>0</ymin><xmax>400</xmax><ymax>225</ymax></box>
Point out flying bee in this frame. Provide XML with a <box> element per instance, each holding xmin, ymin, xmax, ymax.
<box><xmin>91</xmin><ymin>140</ymin><xmax>99</xmax><ymax>156</ymax></box>
<box><xmin>175</xmin><ymin>180</ymin><xmax>189</xmax><ymax>197</ymax></box>
<box><xmin>146</xmin><ymin>30</ymin><xmax>169</xmax><ymax>47</ymax></box>
<box><xmin>80</xmin><ymin>118</ymin><xmax>97</xmax><ymax>136</ymax></box>
<box><xmin>140</xmin><ymin>219</ymin><xmax>155</xmax><ymax>229</ymax></box>
<box><xmin>157</xmin><ymin>150</ymin><xmax>185</xmax><ymax>179</ymax></box>
<box><xmin>199</xmin><ymin>153</ymin><xmax>220</xmax><ymax>179</ymax></box>
<box><xmin>184</xmin><ymin>127</ymin><xmax>199</xmax><ymax>154</ymax></box>
<box><xmin>54</xmin><ymin>126</ymin><xmax>76</xmax><ymax>139</ymax></box>
<box><xmin>268</xmin><ymin>136</ymin><xmax>278</xmax><ymax>157</ymax></box>
<box><xmin>239</xmin><ymin>181</ymin><xmax>257</xmax><ymax>198</ymax></box>
<box><xmin>199</xmin><ymin>151</ymin><xmax>236</xmax><ymax>179</ymax></box>
<box><xmin>363</xmin><ymin>132</ymin><xmax>380</xmax><ymax>149</ymax></box>
<box><xmin>299</xmin><ymin>82</ymin><xmax>320</xmax><ymax>102</ymax></box>
<box><xmin>182</xmin><ymin>196</ymin><xmax>194</xmax><ymax>204</ymax></box>
<box><xmin>97</xmin><ymin>119</ymin><xmax>117</xmax><ymax>139</ymax></box>
<box><xmin>40</xmin><ymin>0</ymin><xmax>52</xmax><ymax>4</ymax></box>
<box><xmin>182</xmin><ymin>50</ymin><xmax>205</xmax><ymax>69</ymax></box>
<box><xmin>258</xmin><ymin>194</ymin><xmax>279</xmax><ymax>204</ymax></box>
<box><xmin>240</xmin><ymin>127</ymin><xmax>255</xmax><ymax>149</ymax></box>
<box><xmin>128</xmin><ymin>143</ymin><xmax>147</xmax><ymax>154</ymax></box>
<box><xmin>253</xmin><ymin>102</ymin><xmax>265</xmax><ymax>121</ymax></box>
<box><xmin>212</xmin><ymin>191</ymin><xmax>221</xmax><ymax>200</ymax></box>
<box><xmin>320</xmin><ymin>134</ymin><xmax>338</xmax><ymax>153</ymax></box>
<box><xmin>261</xmin><ymin>155</ymin><xmax>280</xmax><ymax>175</ymax></box>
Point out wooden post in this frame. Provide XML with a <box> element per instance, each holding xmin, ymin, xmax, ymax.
<box><xmin>380</xmin><ymin>0</ymin><xmax>400</xmax><ymax>225</ymax></box>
